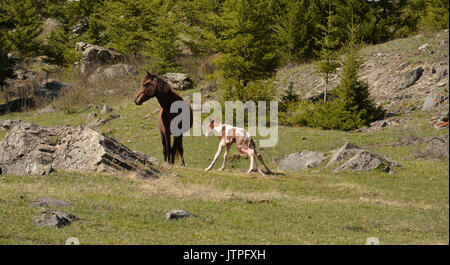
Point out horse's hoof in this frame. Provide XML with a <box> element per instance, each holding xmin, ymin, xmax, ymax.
<box><xmin>219</xmin><ymin>167</ymin><xmax>225</xmax><ymax>171</ymax></box>
<box><xmin>205</xmin><ymin>168</ymin><xmax>211</xmax><ymax>172</ymax></box>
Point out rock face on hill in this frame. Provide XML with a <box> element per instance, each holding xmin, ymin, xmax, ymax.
<box><xmin>327</xmin><ymin>142</ymin><xmax>400</xmax><ymax>173</ymax></box>
<box><xmin>75</xmin><ymin>42</ymin><xmax>125</xmax><ymax>75</ymax></box>
<box><xmin>275</xmin><ymin>30</ymin><xmax>449</xmax><ymax>115</ymax></box>
<box><xmin>161</xmin><ymin>73</ymin><xmax>193</xmax><ymax>90</ymax></box>
<box><xmin>0</xmin><ymin>120</ymin><xmax>160</xmax><ymax>178</ymax></box>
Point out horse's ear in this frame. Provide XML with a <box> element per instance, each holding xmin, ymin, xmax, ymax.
<box><xmin>146</xmin><ymin>71</ymin><xmax>154</xmax><ymax>80</ymax></box>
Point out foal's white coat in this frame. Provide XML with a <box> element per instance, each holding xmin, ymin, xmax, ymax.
<box><xmin>204</xmin><ymin>120</ymin><xmax>271</xmax><ymax>174</ymax></box>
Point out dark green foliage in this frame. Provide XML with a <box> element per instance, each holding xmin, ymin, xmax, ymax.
<box><xmin>422</xmin><ymin>0</ymin><xmax>449</xmax><ymax>31</ymax></box>
<box><xmin>314</xmin><ymin>2</ymin><xmax>340</xmax><ymax>103</ymax></box>
<box><xmin>0</xmin><ymin>38</ymin><xmax>14</xmax><ymax>88</ymax></box>
<box><xmin>309</xmin><ymin>22</ymin><xmax>385</xmax><ymax>131</ymax></box>
<box><xmin>215</xmin><ymin>0</ymin><xmax>282</xmax><ymax>84</ymax></box>
<box><xmin>0</xmin><ymin>0</ymin><xmax>42</xmax><ymax>59</ymax></box>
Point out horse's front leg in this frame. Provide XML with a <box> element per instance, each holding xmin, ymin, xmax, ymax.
<box><xmin>160</xmin><ymin>131</ymin><xmax>168</xmax><ymax>162</ymax></box>
<box><xmin>205</xmin><ymin>139</ymin><xmax>226</xmax><ymax>172</ymax></box>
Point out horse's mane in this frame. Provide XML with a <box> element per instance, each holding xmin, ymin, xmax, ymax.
<box><xmin>155</xmin><ymin>75</ymin><xmax>183</xmax><ymax>100</ymax></box>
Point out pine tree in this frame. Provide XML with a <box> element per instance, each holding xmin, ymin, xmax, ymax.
<box><xmin>0</xmin><ymin>0</ymin><xmax>42</xmax><ymax>59</ymax></box>
<box><xmin>423</xmin><ymin>0</ymin><xmax>449</xmax><ymax>30</ymax></box>
<box><xmin>330</xmin><ymin>16</ymin><xmax>385</xmax><ymax>130</ymax></box>
<box><xmin>0</xmin><ymin>37</ymin><xmax>14</xmax><ymax>88</ymax></box>
<box><xmin>216</xmin><ymin>0</ymin><xmax>282</xmax><ymax>84</ymax></box>
<box><xmin>314</xmin><ymin>2</ymin><xmax>340</xmax><ymax>103</ymax></box>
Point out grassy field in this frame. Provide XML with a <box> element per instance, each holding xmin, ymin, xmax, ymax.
<box><xmin>0</xmin><ymin>93</ymin><xmax>448</xmax><ymax>245</ymax></box>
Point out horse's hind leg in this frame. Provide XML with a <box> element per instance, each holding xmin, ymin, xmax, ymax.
<box><xmin>178</xmin><ymin>136</ymin><xmax>185</xmax><ymax>166</ymax></box>
<box><xmin>171</xmin><ymin>136</ymin><xmax>185</xmax><ymax>166</ymax></box>
<box><xmin>255</xmin><ymin>149</ymin><xmax>272</xmax><ymax>174</ymax></box>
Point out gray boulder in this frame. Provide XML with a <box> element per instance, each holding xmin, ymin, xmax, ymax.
<box><xmin>422</xmin><ymin>92</ymin><xmax>446</xmax><ymax>111</ymax></box>
<box><xmin>37</xmin><ymin>105</ymin><xmax>57</xmax><ymax>115</ymax></box>
<box><xmin>161</xmin><ymin>73</ymin><xmax>193</xmax><ymax>90</ymax></box>
<box><xmin>326</xmin><ymin>142</ymin><xmax>362</xmax><ymax>168</ymax></box>
<box><xmin>87</xmin><ymin>114</ymin><xmax>119</xmax><ymax>128</ymax></box>
<box><xmin>333</xmin><ymin>150</ymin><xmax>394</xmax><ymax>173</ymax></box>
<box><xmin>165</xmin><ymin>209</ymin><xmax>198</xmax><ymax>220</ymax></box>
<box><xmin>327</xmin><ymin>142</ymin><xmax>400</xmax><ymax>173</ymax></box>
<box><xmin>402</xmin><ymin>67</ymin><xmax>424</xmax><ymax>89</ymax></box>
<box><xmin>0</xmin><ymin>120</ymin><xmax>160</xmax><ymax>178</ymax></box>
<box><xmin>34</xmin><ymin>210</ymin><xmax>78</xmax><ymax>228</ymax></box>
<box><xmin>278</xmin><ymin>150</ymin><xmax>327</xmax><ymax>170</ymax></box>
<box><xmin>75</xmin><ymin>42</ymin><xmax>125</xmax><ymax>75</ymax></box>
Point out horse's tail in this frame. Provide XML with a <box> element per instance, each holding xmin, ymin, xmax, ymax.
<box><xmin>174</xmin><ymin>149</ymin><xmax>180</xmax><ymax>162</ymax></box>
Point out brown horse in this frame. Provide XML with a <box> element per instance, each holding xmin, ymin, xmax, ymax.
<box><xmin>134</xmin><ymin>71</ymin><xmax>193</xmax><ymax>165</ymax></box>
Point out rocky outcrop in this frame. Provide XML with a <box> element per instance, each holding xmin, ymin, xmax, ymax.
<box><xmin>34</xmin><ymin>210</ymin><xmax>78</xmax><ymax>228</ymax></box>
<box><xmin>75</xmin><ymin>42</ymin><xmax>125</xmax><ymax>75</ymax></box>
<box><xmin>0</xmin><ymin>120</ymin><xmax>160</xmax><ymax>178</ymax></box>
<box><xmin>161</xmin><ymin>73</ymin><xmax>193</xmax><ymax>90</ymax></box>
<box><xmin>278</xmin><ymin>150</ymin><xmax>327</xmax><ymax>170</ymax></box>
<box><xmin>327</xmin><ymin>142</ymin><xmax>400</xmax><ymax>173</ymax></box>
<box><xmin>408</xmin><ymin>134</ymin><xmax>449</xmax><ymax>159</ymax></box>
<box><xmin>401</xmin><ymin>67</ymin><xmax>424</xmax><ymax>89</ymax></box>
<box><xmin>422</xmin><ymin>91</ymin><xmax>447</xmax><ymax>111</ymax></box>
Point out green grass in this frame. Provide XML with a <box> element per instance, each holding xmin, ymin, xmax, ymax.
<box><xmin>0</xmin><ymin>95</ymin><xmax>448</xmax><ymax>245</ymax></box>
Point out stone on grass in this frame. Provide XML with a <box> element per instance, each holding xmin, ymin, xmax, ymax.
<box><xmin>161</xmin><ymin>73</ymin><xmax>193</xmax><ymax>90</ymax></box>
<box><xmin>165</xmin><ymin>210</ymin><xmax>198</xmax><ymax>220</ymax></box>
<box><xmin>87</xmin><ymin>114</ymin><xmax>119</xmax><ymax>128</ymax></box>
<box><xmin>326</xmin><ymin>142</ymin><xmax>362</xmax><ymax>168</ymax></box>
<box><xmin>277</xmin><ymin>150</ymin><xmax>326</xmax><ymax>170</ymax></box>
<box><xmin>402</xmin><ymin>67</ymin><xmax>424</xmax><ymax>89</ymax></box>
<box><xmin>332</xmin><ymin>150</ymin><xmax>394</xmax><ymax>173</ymax></box>
<box><xmin>100</xmin><ymin>104</ymin><xmax>113</xmax><ymax>115</ymax></box>
<box><xmin>34</xmin><ymin>210</ymin><xmax>79</xmax><ymax>228</ymax></box>
<box><xmin>327</xmin><ymin>142</ymin><xmax>400</xmax><ymax>173</ymax></box>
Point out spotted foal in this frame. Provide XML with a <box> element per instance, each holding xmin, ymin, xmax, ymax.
<box><xmin>204</xmin><ymin>119</ymin><xmax>272</xmax><ymax>174</ymax></box>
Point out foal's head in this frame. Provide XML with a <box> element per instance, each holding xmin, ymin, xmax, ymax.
<box><xmin>205</xmin><ymin>119</ymin><xmax>221</xmax><ymax>137</ymax></box>
<box><xmin>133</xmin><ymin>71</ymin><xmax>163</xmax><ymax>105</ymax></box>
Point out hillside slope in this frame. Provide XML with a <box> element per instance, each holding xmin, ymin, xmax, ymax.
<box><xmin>275</xmin><ymin>30</ymin><xmax>449</xmax><ymax>115</ymax></box>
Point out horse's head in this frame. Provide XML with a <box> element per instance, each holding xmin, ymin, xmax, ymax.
<box><xmin>134</xmin><ymin>71</ymin><xmax>158</xmax><ymax>105</ymax></box>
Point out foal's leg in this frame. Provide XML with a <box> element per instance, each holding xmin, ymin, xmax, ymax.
<box><xmin>239</xmin><ymin>147</ymin><xmax>257</xmax><ymax>173</ymax></box>
<box><xmin>205</xmin><ymin>139</ymin><xmax>226</xmax><ymax>172</ymax></box>
<box><xmin>219</xmin><ymin>143</ymin><xmax>232</xmax><ymax>171</ymax></box>
<box><xmin>255</xmin><ymin>149</ymin><xmax>272</xmax><ymax>174</ymax></box>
